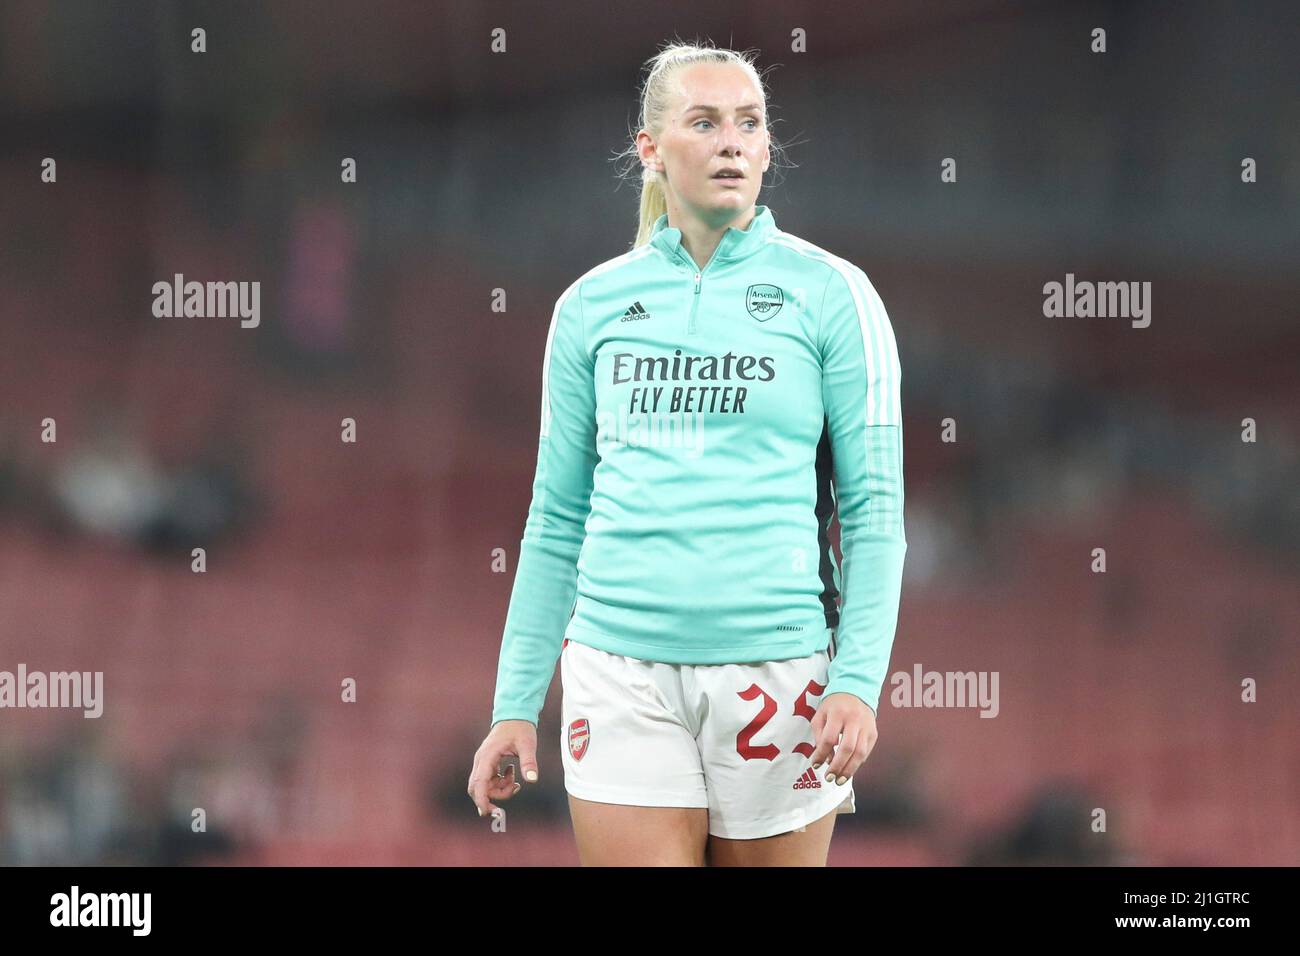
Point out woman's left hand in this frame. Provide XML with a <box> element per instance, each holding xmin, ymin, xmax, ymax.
<box><xmin>808</xmin><ymin>692</ymin><xmax>878</xmax><ymax>785</ymax></box>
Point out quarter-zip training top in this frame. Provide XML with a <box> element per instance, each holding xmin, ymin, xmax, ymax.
<box><xmin>491</xmin><ymin>204</ymin><xmax>906</xmax><ymax>727</ymax></box>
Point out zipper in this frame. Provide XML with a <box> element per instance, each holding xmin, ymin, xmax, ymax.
<box><xmin>688</xmin><ymin>270</ymin><xmax>702</xmax><ymax>334</ymax></box>
<box><xmin>673</xmin><ymin>247</ymin><xmax>715</xmax><ymax>336</ymax></box>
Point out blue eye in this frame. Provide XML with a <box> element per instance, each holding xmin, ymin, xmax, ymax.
<box><xmin>694</xmin><ymin>118</ymin><xmax>761</xmax><ymax>130</ymax></box>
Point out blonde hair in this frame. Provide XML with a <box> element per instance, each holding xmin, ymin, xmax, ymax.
<box><xmin>614</xmin><ymin>39</ymin><xmax>788</xmax><ymax>248</ymax></box>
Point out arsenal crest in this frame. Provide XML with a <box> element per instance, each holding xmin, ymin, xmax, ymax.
<box><xmin>746</xmin><ymin>283</ymin><xmax>784</xmax><ymax>321</ymax></box>
<box><xmin>568</xmin><ymin>718</ymin><xmax>590</xmax><ymax>761</ymax></box>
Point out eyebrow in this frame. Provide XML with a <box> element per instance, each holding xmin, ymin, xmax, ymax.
<box><xmin>683</xmin><ymin>103</ymin><xmax>764</xmax><ymax>115</ymax></box>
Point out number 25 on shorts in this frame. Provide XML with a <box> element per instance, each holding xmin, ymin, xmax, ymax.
<box><xmin>735</xmin><ymin>678</ymin><xmax>823</xmax><ymax>760</ymax></box>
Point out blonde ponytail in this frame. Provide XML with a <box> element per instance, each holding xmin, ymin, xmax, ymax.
<box><xmin>634</xmin><ymin>165</ymin><xmax>670</xmax><ymax>248</ymax></box>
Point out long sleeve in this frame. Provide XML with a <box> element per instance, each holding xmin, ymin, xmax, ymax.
<box><xmin>490</xmin><ymin>279</ymin><xmax>598</xmax><ymax>727</ymax></box>
<box><xmin>817</xmin><ymin>262</ymin><xmax>906</xmax><ymax>717</ymax></box>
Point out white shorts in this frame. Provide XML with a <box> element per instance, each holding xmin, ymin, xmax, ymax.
<box><xmin>559</xmin><ymin>629</ymin><xmax>856</xmax><ymax>840</ymax></box>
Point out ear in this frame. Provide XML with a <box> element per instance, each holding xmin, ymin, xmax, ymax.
<box><xmin>636</xmin><ymin>129</ymin><xmax>663</xmax><ymax>171</ymax></box>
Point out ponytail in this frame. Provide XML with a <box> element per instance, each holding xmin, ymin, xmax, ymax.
<box><xmin>634</xmin><ymin>166</ymin><xmax>670</xmax><ymax>248</ymax></box>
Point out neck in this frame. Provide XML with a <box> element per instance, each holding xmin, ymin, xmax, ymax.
<box><xmin>666</xmin><ymin>204</ymin><xmax>757</xmax><ymax>271</ymax></box>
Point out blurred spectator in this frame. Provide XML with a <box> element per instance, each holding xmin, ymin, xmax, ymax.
<box><xmin>49</xmin><ymin>411</ymin><xmax>169</xmax><ymax>542</ymax></box>
<box><xmin>963</xmin><ymin>783</ymin><xmax>1135</xmax><ymax>866</ymax></box>
<box><xmin>0</xmin><ymin>722</ymin><xmax>127</xmax><ymax>865</ymax></box>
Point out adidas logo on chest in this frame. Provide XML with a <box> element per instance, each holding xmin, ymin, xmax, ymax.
<box><xmin>620</xmin><ymin>301</ymin><xmax>651</xmax><ymax>322</ymax></box>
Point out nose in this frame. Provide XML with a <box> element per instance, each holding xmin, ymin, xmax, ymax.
<box><xmin>717</xmin><ymin>119</ymin><xmax>744</xmax><ymax>155</ymax></box>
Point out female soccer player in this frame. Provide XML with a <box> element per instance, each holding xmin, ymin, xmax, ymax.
<box><xmin>468</xmin><ymin>41</ymin><xmax>905</xmax><ymax>866</ymax></box>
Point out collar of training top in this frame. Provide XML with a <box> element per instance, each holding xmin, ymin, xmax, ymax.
<box><xmin>648</xmin><ymin>204</ymin><xmax>776</xmax><ymax>264</ymax></box>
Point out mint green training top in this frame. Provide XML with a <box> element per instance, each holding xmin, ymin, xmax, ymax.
<box><xmin>491</xmin><ymin>204</ymin><xmax>905</xmax><ymax>727</ymax></box>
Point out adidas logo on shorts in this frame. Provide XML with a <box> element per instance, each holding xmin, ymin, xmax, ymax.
<box><xmin>792</xmin><ymin>768</ymin><xmax>822</xmax><ymax>790</ymax></box>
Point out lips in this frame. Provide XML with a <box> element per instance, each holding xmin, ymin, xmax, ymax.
<box><xmin>712</xmin><ymin>168</ymin><xmax>744</xmax><ymax>179</ymax></box>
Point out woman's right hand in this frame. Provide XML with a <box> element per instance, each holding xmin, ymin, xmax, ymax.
<box><xmin>467</xmin><ymin>719</ymin><xmax>539</xmax><ymax>819</ymax></box>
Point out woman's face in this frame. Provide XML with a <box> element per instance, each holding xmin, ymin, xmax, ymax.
<box><xmin>639</xmin><ymin>62</ymin><xmax>771</xmax><ymax>225</ymax></box>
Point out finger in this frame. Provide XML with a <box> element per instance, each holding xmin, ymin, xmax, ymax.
<box><xmin>467</xmin><ymin>749</ymin><xmax>511</xmax><ymax>816</ymax></box>
<box><xmin>470</xmin><ymin>781</ymin><xmax>506</xmax><ymax>819</ymax></box>
<box><xmin>517</xmin><ymin>738</ymin><xmax>540</xmax><ymax>784</ymax></box>
<box><xmin>809</xmin><ymin>727</ymin><xmax>837</xmax><ymax>770</ymax></box>
<box><xmin>468</xmin><ymin>781</ymin><xmax>494</xmax><ymax>818</ymax></box>
<box><xmin>807</xmin><ymin>706</ymin><xmax>826</xmax><ymax>751</ymax></box>
<box><xmin>502</xmin><ymin>782</ymin><xmax>522</xmax><ymax>800</ymax></box>
<box><xmin>825</xmin><ymin>726</ymin><xmax>859</xmax><ymax>781</ymax></box>
<box><xmin>486</xmin><ymin>764</ymin><xmax>520</xmax><ymax>799</ymax></box>
<box><xmin>468</xmin><ymin>775</ymin><xmax>493</xmax><ymax>817</ymax></box>
<box><xmin>810</xmin><ymin>718</ymin><xmax>841</xmax><ymax>770</ymax></box>
<box><xmin>478</xmin><ymin>762</ymin><xmax>521</xmax><ymax>816</ymax></box>
<box><xmin>850</xmin><ymin>725</ymin><xmax>880</xmax><ymax>775</ymax></box>
<box><xmin>842</xmin><ymin>735</ymin><xmax>876</xmax><ymax>781</ymax></box>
